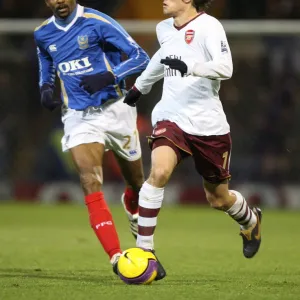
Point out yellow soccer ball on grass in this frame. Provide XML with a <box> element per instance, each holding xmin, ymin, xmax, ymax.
<box><xmin>117</xmin><ymin>247</ymin><xmax>158</xmax><ymax>284</ymax></box>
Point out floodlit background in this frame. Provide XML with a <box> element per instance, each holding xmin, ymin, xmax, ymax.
<box><xmin>0</xmin><ymin>0</ymin><xmax>300</xmax><ymax>206</ymax></box>
<box><xmin>1</xmin><ymin>1</ymin><xmax>300</xmax><ymax>300</ymax></box>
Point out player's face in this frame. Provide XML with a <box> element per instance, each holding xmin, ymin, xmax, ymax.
<box><xmin>163</xmin><ymin>0</ymin><xmax>192</xmax><ymax>16</ymax></box>
<box><xmin>45</xmin><ymin>0</ymin><xmax>77</xmax><ymax>19</ymax></box>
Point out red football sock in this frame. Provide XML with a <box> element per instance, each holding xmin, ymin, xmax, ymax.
<box><xmin>123</xmin><ymin>187</ymin><xmax>139</xmax><ymax>214</ymax></box>
<box><xmin>85</xmin><ymin>192</ymin><xmax>121</xmax><ymax>259</ymax></box>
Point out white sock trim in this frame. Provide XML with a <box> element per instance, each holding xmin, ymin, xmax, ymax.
<box><xmin>139</xmin><ymin>198</ymin><xmax>162</xmax><ymax>209</ymax></box>
<box><xmin>227</xmin><ymin>190</ymin><xmax>244</xmax><ymax>215</ymax></box>
<box><xmin>143</xmin><ymin>181</ymin><xmax>164</xmax><ymax>193</ymax></box>
<box><xmin>227</xmin><ymin>190</ymin><xmax>257</xmax><ymax>229</ymax></box>
<box><xmin>139</xmin><ymin>182</ymin><xmax>164</xmax><ymax>209</ymax></box>
<box><xmin>138</xmin><ymin>216</ymin><xmax>157</xmax><ymax>227</ymax></box>
<box><xmin>137</xmin><ymin>234</ymin><xmax>154</xmax><ymax>250</ymax></box>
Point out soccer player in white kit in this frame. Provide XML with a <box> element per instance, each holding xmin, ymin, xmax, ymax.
<box><xmin>124</xmin><ymin>0</ymin><xmax>262</xmax><ymax>279</ymax></box>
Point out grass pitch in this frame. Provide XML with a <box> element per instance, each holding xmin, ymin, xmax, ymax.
<box><xmin>0</xmin><ymin>203</ymin><xmax>299</xmax><ymax>300</ymax></box>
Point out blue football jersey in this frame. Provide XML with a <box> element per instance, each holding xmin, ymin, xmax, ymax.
<box><xmin>34</xmin><ymin>4</ymin><xmax>149</xmax><ymax>110</ymax></box>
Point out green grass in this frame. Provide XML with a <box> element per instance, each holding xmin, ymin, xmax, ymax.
<box><xmin>0</xmin><ymin>203</ymin><xmax>299</xmax><ymax>300</ymax></box>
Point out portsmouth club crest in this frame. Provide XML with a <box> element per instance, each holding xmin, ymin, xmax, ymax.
<box><xmin>77</xmin><ymin>35</ymin><xmax>89</xmax><ymax>50</ymax></box>
<box><xmin>185</xmin><ymin>29</ymin><xmax>195</xmax><ymax>44</ymax></box>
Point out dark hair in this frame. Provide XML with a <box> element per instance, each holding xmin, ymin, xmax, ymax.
<box><xmin>192</xmin><ymin>0</ymin><xmax>213</xmax><ymax>11</ymax></box>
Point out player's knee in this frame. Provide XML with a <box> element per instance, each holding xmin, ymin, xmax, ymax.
<box><xmin>79</xmin><ymin>172</ymin><xmax>102</xmax><ymax>195</ymax></box>
<box><xmin>148</xmin><ymin>166</ymin><xmax>170</xmax><ymax>188</ymax></box>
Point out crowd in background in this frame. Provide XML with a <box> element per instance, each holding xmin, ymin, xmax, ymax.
<box><xmin>0</xmin><ymin>0</ymin><xmax>300</xmax><ymax>186</ymax></box>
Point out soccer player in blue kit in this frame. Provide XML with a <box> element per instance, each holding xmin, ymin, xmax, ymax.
<box><xmin>34</xmin><ymin>0</ymin><xmax>150</xmax><ymax>274</ymax></box>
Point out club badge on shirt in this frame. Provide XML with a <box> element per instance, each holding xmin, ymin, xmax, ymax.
<box><xmin>185</xmin><ymin>30</ymin><xmax>195</xmax><ymax>44</ymax></box>
<box><xmin>78</xmin><ymin>35</ymin><xmax>89</xmax><ymax>50</ymax></box>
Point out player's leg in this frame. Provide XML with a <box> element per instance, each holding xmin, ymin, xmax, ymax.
<box><xmin>137</xmin><ymin>142</ymin><xmax>178</xmax><ymax>280</ymax></box>
<box><xmin>114</xmin><ymin>154</ymin><xmax>144</xmax><ymax>238</ymax></box>
<box><xmin>136</xmin><ymin>120</ymin><xmax>191</xmax><ymax>251</ymax></box>
<box><xmin>203</xmin><ymin>179</ymin><xmax>262</xmax><ymax>258</ymax></box>
<box><xmin>138</xmin><ymin>121</ymin><xmax>191</xmax><ymax>280</ymax></box>
<box><xmin>190</xmin><ymin>133</ymin><xmax>262</xmax><ymax>258</ymax></box>
<box><xmin>104</xmin><ymin>100</ymin><xmax>144</xmax><ymax>238</ymax></box>
<box><xmin>137</xmin><ymin>143</ymin><xmax>177</xmax><ymax>250</ymax></box>
<box><xmin>70</xmin><ymin>143</ymin><xmax>122</xmax><ymax>270</ymax></box>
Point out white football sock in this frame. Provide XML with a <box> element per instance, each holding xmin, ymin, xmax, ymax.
<box><xmin>136</xmin><ymin>181</ymin><xmax>164</xmax><ymax>250</ymax></box>
<box><xmin>227</xmin><ymin>190</ymin><xmax>257</xmax><ymax>230</ymax></box>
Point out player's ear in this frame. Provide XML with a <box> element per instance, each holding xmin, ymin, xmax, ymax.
<box><xmin>45</xmin><ymin>0</ymin><xmax>50</xmax><ymax>8</ymax></box>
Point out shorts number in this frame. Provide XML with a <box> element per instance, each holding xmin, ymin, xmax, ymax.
<box><xmin>123</xmin><ymin>135</ymin><xmax>131</xmax><ymax>150</ymax></box>
<box><xmin>123</xmin><ymin>130</ymin><xmax>138</xmax><ymax>150</ymax></box>
<box><xmin>222</xmin><ymin>151</ymin><xmax>229</xmax><ymax>169</ymax></box>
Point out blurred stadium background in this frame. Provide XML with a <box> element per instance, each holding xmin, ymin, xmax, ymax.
<box><xmin>1</xmin><ymin>2</ymin><xmax>300</xmax><ymax>299</ymax></box>
<box><xmin>0</xmin><ymin>0</ymin><xmax>300</xmax><ymax>209</ymax></box>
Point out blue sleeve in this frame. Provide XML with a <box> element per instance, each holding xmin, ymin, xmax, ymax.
<box><xmin>97</xmin><ymin>21</ymin><xmax>150</xmax><ymax>83</ymax></box>
<box><xmin>34</xmin><ymin>34</ymin><xmax>56</xmax><ymax>89</ymax></box>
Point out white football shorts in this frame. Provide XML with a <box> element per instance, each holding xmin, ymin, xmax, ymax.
<box><xmin>61</xmin><ymin>97</ymin><xmax>141</xmax><ymax>161</ymax></box>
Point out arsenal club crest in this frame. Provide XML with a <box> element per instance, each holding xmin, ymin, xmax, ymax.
<box><xmin>185</xmin><ymin>29</ymin><xmax>195</xmax><ymax>44</ymax></box>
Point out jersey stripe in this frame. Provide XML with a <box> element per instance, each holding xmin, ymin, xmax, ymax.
<box><xmin>117</xmin><ymin>59</ymin><xmax>148</xmax><ymax>78</ymax></box>
<box><xmin>103</xmin><ymin>54</ymin><xmax>123</xmax><ymax>98</ymax></box>
<box><xmin>34</xmin><ymin>19</ymin><xmax>50</xmax><ymax>32</ymax></box>
<box><xmin>83</xmin><ymin>13</ymin><xmax>111</xmax><ymax>24</ymax></box>
<box><xmin>57</xmin><ymin>71</ymin><xmax>69</xmax><ymax>107</ymax></box>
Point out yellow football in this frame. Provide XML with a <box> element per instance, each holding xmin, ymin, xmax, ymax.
<box><xmin>117</xmin><ymin>247</ymin><xmax>158</xmax><ymax>284</ymax></box>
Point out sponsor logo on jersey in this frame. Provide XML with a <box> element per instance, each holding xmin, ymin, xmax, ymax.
<box><xmin>58</xmin><ymin>57</ymin><xmax>92</xmax><ymax>74</ymax></box>
<box><xmin>77</xmin><ymin>35</ymin><xmax>89</xmax><ymax>50</ymax></box>
<box><xmin>49</xmin><ymin>44</ymin><xmax>57</xmax><ymax>52</ymax></box>
<box><xmin>185</xmin><ymin>29</ymin><xmax>195</xmax><ymax>44</ymax></box>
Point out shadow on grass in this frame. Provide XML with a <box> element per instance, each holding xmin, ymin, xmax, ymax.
<box><xmin>2</xmin><ymin>268</ymin><xmax>296</xmax><ymax>288</ymax></box>
<box><xmin>0</xmin><ymin>268</ymin><xmax>225</xmax><ymax>286</ymax></box>
<box><xmin>0</xmin><ymin>268</ymin><xmax>123</xmax><ymax>285</ymax></box>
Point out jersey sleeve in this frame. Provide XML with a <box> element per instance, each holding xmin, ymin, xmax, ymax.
<box><xmin>34</xmin><ymin>33</ymin><xmax>56</xmax><ymax>88</ymax></box>
<box><xmin>97</xmin><ymin>21</ymin><xmax>150</xmax><ymax>83</ymax></box>
<box><xmin>135</xmin><ymin>49</ymin><xmax>164</xmax><ymax>95</ymax></box>
<box><xmin>187</xmin><ymin>21</ymin><xmax>233</xmax><ymax>80</ymax></box>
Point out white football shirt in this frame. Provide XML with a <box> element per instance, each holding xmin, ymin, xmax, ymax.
<box><xmin>135</xmin><ymin>13</ymin><xmax>233</xmax><ymax>136</ymax></box>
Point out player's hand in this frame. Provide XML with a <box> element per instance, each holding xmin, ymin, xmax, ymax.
<box><xmin>123</xmin><ymin>86</ymin><xmax>142</xmax><ymax>107</ymax></box>
<box><xmin>160</xmin><ymin>57</ymin><xmax>188</xmax><ymax>77</ymax></box>
<box><xmin>79</xmin><ymin>71</ymin><xmax>116</xmax><ymax>95</ymax></box>
<box><xmin>40</xmin><ymin>84</ymin><xmax>61</xmax><ymax>111</ymax></box>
